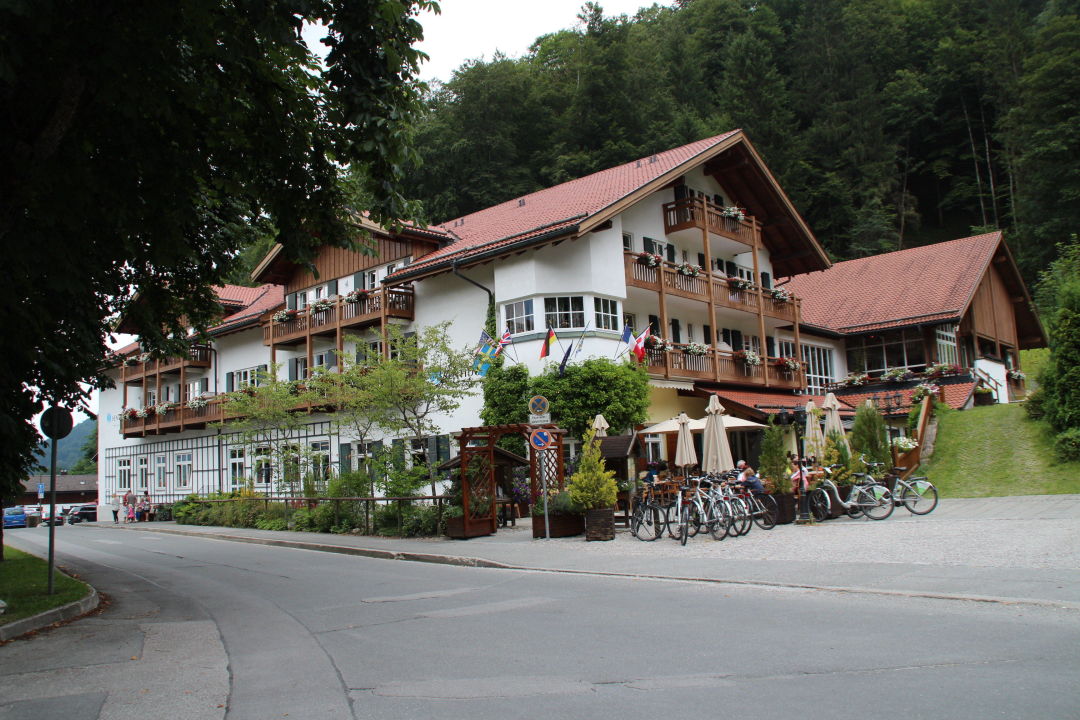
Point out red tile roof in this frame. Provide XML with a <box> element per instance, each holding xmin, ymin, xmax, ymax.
<box><xmin>839</xmin><ymin>382</ymin><xmax>976</xmax><ymax>414</ymax></box>
<box><xmin>703</xmin><ymin>389</ymin><xmax>854</xmax><ymax>417</ymax></box>
<box><xmin>395</xmin><ymin>131</ymin><xmax>742</xmax><ymax>277</ymax></box>
<box><xmin>214</xmin><ymin>284</ymin><xmax>268</xmax><ymax>307</ymax></box>
<box><xmin>784</xmin><ymin>232</ymin><xmax>1003</xmax><ymax>334</ymax></box>
<box><xmin>211</xmin><ymin>284</ymin><xmax>283</xmax><ymax>335</ymax></box>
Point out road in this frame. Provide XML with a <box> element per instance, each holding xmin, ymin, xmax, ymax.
<box><xmin>2</xmin><ymin>525</ymin><xmax>1078</xmax><ymax>720</ymax></box>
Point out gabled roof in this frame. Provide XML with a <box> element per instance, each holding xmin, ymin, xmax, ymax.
<box><xmin>391</xmin><ymin>130</ymin><xmax>830</xmax><ymax>281</ymax></box>
<box><xmin>784</xmin><ymin>232</ymin><xmax>1045</xmax><ymax>346</ymax></box>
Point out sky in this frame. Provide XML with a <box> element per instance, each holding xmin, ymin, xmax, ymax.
<box><xmin>411</xmin><ymin>0</ymin><xmax>661</xmax><ymax>82</ymax></box>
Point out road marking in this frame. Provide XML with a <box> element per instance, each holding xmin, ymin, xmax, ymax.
<box><xmin>360</xmin><ymin>587</ymin><xmax>480</xmax><ymax>603</ymax></box>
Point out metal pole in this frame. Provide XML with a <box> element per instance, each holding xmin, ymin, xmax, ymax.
<box><xmin>47</xmin><ymin>428</ymin><xmax>58</xmax><ymax>595</ymax></box>
<box><xmin>541</xmin><ymin>449</ymin><xmax>550</xmax><ymax>540</ymax></box>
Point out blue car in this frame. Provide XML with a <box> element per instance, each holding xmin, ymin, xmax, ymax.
<box><xmin>3</xmin><ymin>506</ymin><xmax>28</xmax><ymax>529</ymax></box>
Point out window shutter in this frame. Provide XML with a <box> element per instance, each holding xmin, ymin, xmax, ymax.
<box><xmin>725</xmin><ymin>261</ymin><xmax>737</xmax><ymax>277</ymax></box>
<box><xmin>330</xmin><ymin>350</ymin><xmax>340</xmax><ymax>369</ymax></box>
<box><xmin>200</xmin><ymin>377</ymin><xmax>209</xmax><ymax>394</ymax></box>
<box><xmin>327</xmin><ymin>279</ymin><xmax>338</xmax><ymax>297</ymax></box>
<box><xmin>286</xmin><ymin>293</ymin><xmax>297</xmax><ymax>310</ymax></box>
<box><xmin>427</xmin><ymin>436</ymin><xmax>438</xmax><ymax>463</ymax></box>
<box><xmin>648</xmin><ymin>315</ymin><xmax>660</xmax><ymax>335</ymax></box>
<box><xmin>722</xmin><ymin>328</ymin><xmax>731</xmax><ymax>346</ymax></box>
<box><xmin>674</xmin><ymin>184</ymin><xmax>690</xmax><ymax>200</ymax></box>
<box><xmin>352</xmin><ymin>271</ymin><xmax>364</xmax><ymax>291</ymax></box>
<box><xmin>697</xmin><ymin>253</ymin><xmax>706</xmax><ymax>269</ymax></box>
<box><xmin>713</xmin><ymin>194</ymin><xmax>723</xmax><ymax>206</ymax></box>
<box><xmin>761</xmin><ymin>272</ymin><xmax>771</xmax><ymax>289</ymax></box>
<box><xmin>257</xmin><ymin>365</ymin><xmax>267</xmax><ymax>385</ymax></box>
<box><xmin>766</xmin><ymin>336</ymin><xmax>776</xmax><ymax>358</ymax></box>
<box><xmin>338</xmin><ymin>443</ymin><xmax>352</xmax><ymax>473</ymax></box>
<box><xmin>670</xmin><ymin>319</ymin><xmax>681</xmax><ymax>344</ymax></box>
<box><xmin>288</xmin><ymin>359</ymin><xmax>297</xmax><ymax>382</ymax></box>
<box><xmin>732</xmin><ymin>330</ymin><xmax>743</xmax><ymax>350</ymax></box>
<box><xmin>703</xmin><ymin>325</ymin><xmax>712</xmax><ymax>345</ymax></box>
<box><xmin>437</xmin><ymin>434</ymin><xmax>450</xmax><ymax>462</ymax></box>
<box><xmin>643</xmin><ymin>237</ymin><xmax>655</xmax><ymax>254</ymax></box>
<box><xmin>225</xmin><ymin>372</ymin><xmax>234</xmax><ymax>393</ymax></box>
<box><xmin>666</xmin><ymin>245</ymin><xmax>676</xmax><ymax>263</ymax></box>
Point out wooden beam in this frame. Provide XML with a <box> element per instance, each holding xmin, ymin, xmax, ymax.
<box><xmin>590</xmin><ymin>220</ymin><xmax>613</xmax><ymax>233</ymax></box>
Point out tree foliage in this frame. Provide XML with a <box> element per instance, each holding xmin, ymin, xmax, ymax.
<box><xmin>0</xmin><ymin>0</ymin><xmax>437</xmax><ymax>501</ymax></box>
<box><xmin>758</xmin><ymin>416</ymin><xmax>791</xmax><ymax>494</ymax></box>
<box><xmin>529</xmin><ymin>359</ymin><xmax>650</xmax><ymax>439</ymax></box>
<box><xmin>849</xmin><ymin>400</ymin><xmax>891</xmax><ymax>473</ymax></box>
<box><xmin>1036</xmin><ymin>238</ymin><xmax>1080</xmax><ymax>457</ymax></box>
<box><xmin>567</xmin><ymin>428</ymin><xmax>618</xmax><ymax>510</ymax></box>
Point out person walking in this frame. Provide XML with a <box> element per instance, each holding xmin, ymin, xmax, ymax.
<box><xmin>111</xmin><ymin>494</ymin><xmax>120</xmax><ymax>524</ymax></box>
<box><xmin>126</xmin><ymin>503</ymin><xmax>135</xmax><ymax>523</ymax></box>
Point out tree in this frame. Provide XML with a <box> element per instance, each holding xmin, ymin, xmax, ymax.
<box><xmin>849</xmin><ymin>400</ymin><xmax>891</xmax><ymax>472</ymax></box>
<box><xmin>1036</xmin><ymin>237</ymin><xmax>1080</xmax><ymax>458</ymax></box>
<box><xmin>362</xmin><ymin>323</ymin><xmax>477</xmax><ymax>497</ymax></box>
<box><xmin>0</xmin><ymin>0</ymin><xmax>438</xmax><ymax>505</ymax></box>
<box><xmin>567</xmin><ymin>428</ymin><xmax>617</xmax><ymax>510</ymax></box>
<box><xmin>479</xmin><ymin>362</ymin><xmax>531</xmax><ymax>455</ymax></box>
<box><xmin>68</xmin><ymin>425</ymin><xmax>99</xmax><ymax>475</ymax></box>
<box><xmin>758</xmin><ymin>416</ymin><xmax>791</xmax><ymax>494</ymax></box>
<box><xmin>529</xmin><ymin>358</ymin><xmax>650</xmax><ymax>440</ymax></box>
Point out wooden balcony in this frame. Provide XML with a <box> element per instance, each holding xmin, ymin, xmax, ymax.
<box><xmin>662</xmin><ymin>198</ymin><xmax>761</xmax><ymax>247</ymax></box>
<box><xmin>121</xmin><ymin>396</ymin><xmax>225</xmax><ymax>438</ymax></box>
<box><xmin>121</xmin><ymin>345</ymin><xmax>212</xmax><ymax>383</ymax></box>
<box><xmin>263</xmin><ymin>288</ymin><xmax>415</xmax><ymax>346</ymax></box>
<box><xmin>623</xmin><ymin>253</ymin><xmax>799</xmax><ymax>323</ymax></box>
<box><xmin>645</xmin><ymin>344</ymin><xmax>805</xmax><ymax>390</ymax></box>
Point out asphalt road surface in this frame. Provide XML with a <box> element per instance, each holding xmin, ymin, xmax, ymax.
<box><xmin>2</xmin><ymin>526</ymin><xmax>1078</xmax><ymax>720</ymax></box>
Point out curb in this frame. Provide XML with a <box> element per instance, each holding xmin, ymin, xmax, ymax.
<box><xmin>89</xmin><ymin>524</ymin><xmax>1080</xmax><ymax>612</ymax></box>
<box><xmin>0</xmin><ymin>587</ymin><xmax>100</xmax><ymax>643</ymax></box>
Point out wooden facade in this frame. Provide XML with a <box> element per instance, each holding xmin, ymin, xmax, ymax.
<box><xmin>285</xmin><ymin>236</ymin><xmax>439</xmax><ymax>294</ymax></box>
<box><xmin>968</xmin><ymin>262</ymin><xmax>1019</xmax><ymax>353</ymax></box>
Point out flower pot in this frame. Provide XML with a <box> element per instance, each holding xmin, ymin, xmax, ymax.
<box><xmin>532</xmin><ymin>513</ymin><xmax>585</xmax><ymax>538</ymax></box>
<box><xmin>773</xmin><ymin>494</ymin><xmax>796</xmax><ymax>524</ymax></box>
<box><xmin>585</xmin><ymin>507</ymin><xmax>615</xmax><ymax>541</ymax></box>
<box><xmin>444</xmin><ymin>515</ymin><xmax>493</xmax><ymax>539</ymax></box>
<box><xmin>974</xmin><ymin>392</ymin><xmax>995</xmax><ymax>406</ymax></box>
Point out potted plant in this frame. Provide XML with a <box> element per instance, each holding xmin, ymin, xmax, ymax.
<box><xmin>684</xmin><ymin>342</ymin><xmax>709</xmax><ymax>356</ymax></box>
<box><xmin>759</xmin><ymin>417</ymin><xmax>796</xmax><ymax>524</ymax></box>
<box><xmin>910</xmin><ymin>382</ymin><xmax>940</xmax><ymax>403</ymax></box>
<box><xmin>720</xmin><ymin>206</ymin><xmax>746</xmax><ymax>222</ymax></box>
<box><xmin>636</xmin><ymin>252</ymin><xmax>663</xmax><ymax>267</ymax></box>
<box><xmin>735</xmin><ymin>349</ymin><xmax>762</xmax><ymax>367</ymax></box>
<box><xmin>973</xmin><ymin>386</ymin><xmax>995</xmax><ymax>405</ymax></box>
<box><xmin>882</xmin><ymin>367</ymin><xmax>914</xmax><ymax>383</ymax></box>
<box><xmin>675</xmin><ymin>262</ymin><xmax>702</xmax><ymax>277</ymax></box>
<box><xmin>644</xmin><ymin>335</ymin><xmax>672</xmax><ymax>352</ymax></box>
<box><xmin>186</xmin><ymin>396</ymin><xmax>208</xmax><ymax>409</ymax></box>
<box><xmin>272</xmin><ymin>308</ymin><xmax>296</xmax><ymax>323</ymax></box>
<box><xmin>769</xmin><ymin>287</ymin><xmax>792</xmax><ymax>302</ymax></box>
<box><xmin>840</xmin><ymin>372</ymin><xmax>869</xmax><ymax>387</ymax></box>
<box><xmin>344</xmin><ymin>289</ymin><xmax>368</xmax><ymax>304</ymax></box>
<box><xmin>1007</xmin><ymin>369</ymin><xmax>1026</xmax><ymax>382</ymax></box>
<box><xmin>309</xmin><ymin>297</ymin><xmax>334</xmax><ymax>313</ymax></box>
<box><xmin>776</xmin><ymin>357</ymin><xmax>801</xmax><ymax>372</ymax></box>
<box><xmin>566</xmin><ymin>429</ymin><xmax>618</xmax><ymax>541</ymax></box>
<box><xmin>531</xmin><ymin>489</ymin><xmax>585</xmax><ymax>538</ymax></box>
<box><xmin>726</xmin><ymin>276</ymin><xmax>752</xmax><ymax>290</ymax></box>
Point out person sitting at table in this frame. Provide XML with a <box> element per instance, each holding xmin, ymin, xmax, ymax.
<box><xmin>735</xmin><ymin>466</ymin><xmax>765</xmax><ymax>494</ymax></box>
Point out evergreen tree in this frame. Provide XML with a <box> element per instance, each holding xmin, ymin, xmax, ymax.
<box><xmin>758</xmin><ymin>416</ymin><xmax>791</xmax><ymax>494</ymax></box>
<box><xmin>849</xmin><ymin>400</ymin><xmax>891</xmax><ymax>473</ymax></box>
<box><xmin>567</xmin><ymin>428</ymin><xmax>618</xmax><ymax>510</ymax></box>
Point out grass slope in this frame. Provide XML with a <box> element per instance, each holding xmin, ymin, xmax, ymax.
<box><xmin>922</xmin><ymin>403</ymin><xmax>1080</xmax><ymax>497</ymax></box>
<box><xmin>0</xmin><ymin>546</ymin><xmax>90</xmax><ymax>625</ymax></box>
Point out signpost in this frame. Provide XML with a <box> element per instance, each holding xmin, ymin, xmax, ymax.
<box><xmin>41</xmin><ymin>406</ymin><xmax>73</xmax><ymax>595</ymax></box>
<box><xmin>37</xmin><ymin>483</ymin><xmax>45</xmax><ymax>501</ymax></box>
<box><xmin>527</xmin><ymin>396</ymin><xmax>554</xmax><ymax>539</ymax></box>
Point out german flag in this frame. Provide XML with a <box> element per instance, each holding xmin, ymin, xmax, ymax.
<box><xmin>539</xmin><ymin>327</ymin><xmax>558</xmax><ymax>359</ymax></box>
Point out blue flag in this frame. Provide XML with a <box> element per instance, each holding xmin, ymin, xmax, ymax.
<box><xmin>621</xmin><ymin>324</ymin><xmax>633</xmax><ymax>344</ymax></box>
<box><xmin>558</xmin><ymin>342</ymin><xmax>574</xmax><ymax>376</ymax></box>
<box><xmin>473</xmin><ymin>343</ymin><xmax>497</xmax><ymax>377</ymax></box>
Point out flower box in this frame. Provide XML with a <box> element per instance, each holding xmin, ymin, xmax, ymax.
<box><xmin>186</xmin><ymin>397</ymin><xmax>208</xmax><ymax>409</ymax></box>
<box><xmin>720</xmin><ymin>206</ymin><xmax>746</xmax><ymax>221</ymax></box>
<box><xmin>636</xmin><ymin>252</ymin><xmax>663</xmax><ymax>268</ymax></box>
<box><xmin>735</xmin><ymin>350</ymin><xmax>762</xmax><ymax>367</ymax></box>
<box><xmin>444</xmin><ymin>515</ymin><xmax>493</xmax><ymax>539</ymax></box>
<box><xmin>676</xmin><ymin>262</ymin><xmax>702</xmax><ymax>277</ymax></box>
<box><xmin>644</xmin><ymin>336</ymin><xmax>672</xmax><ymax>352</ymax></box>
<box><xmin>585</xmin><ymin>507</ymin><xmax>615</xmax><ymax>541</ymax></box>
<box><xmin>344</xmin><ymin>289</ymin><xmax>368</xmax><ymax>304</ymax></box>
<box><xmin>684</xmin><ymin>342</ymin><xmax>709</xmax><ymax>356</ymax></box>
<box><xmin>726</xmin><ymin>276</ymin><xmax>752</xmax><ymax>290</ymax></box>
<box><xmin>272</xmin><ymin>309</ymin><xmax>296</xmax><ymax>323</ymax></box>
<box><xmin>769</xmin><ymin>287</ymin><xmax>792</xmax><ymax>302</ymax></box>
<box><xmin>776</xmin><ymin>357</ymin><xmax>800</xmax><ymax>372</ymax></box>
<box><xmin>309</xmin><ymin>298</ymin><xmax>334</xmax><ymax>313</ymax></box>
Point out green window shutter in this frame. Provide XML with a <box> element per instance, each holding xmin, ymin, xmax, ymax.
<box><xmin>760</xmin><ymin>272</ymin><xmax>771</xmax><ymax>289</ymax></box>
<box><xmin>328</xmin><ymin>279</ymin><xmax>338</xmax><ymax>296</ymax></box>
<box><xmin>286</xmin><ymin>293</ymin><xmax>297</xmax><ymax>310</ymax></box>
<box><xmin>338</xmin><ymin>443</ymin><xmax>352</xmax><ymax>473</ymax></box>
<box><xmin>225</xmin><ymin>372</ymin><xmax>234</xmax><ymax>392</ymax></box>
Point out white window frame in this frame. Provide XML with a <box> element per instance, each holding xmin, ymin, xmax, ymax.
<box><xmin>594</xmin><ymin>297</ymin><xmax>620</xmax><ymax>331</ymax></box>
<box><xmin>255</xmin><ymin>446</ymin><xmax>272</xmax><ymax>485</ymax></box>
<box><xmin>622</xmin><ymin>232</ymin><xmax>633</xmax><ymax>251</ymax></box>
<box><xmin>137</xmin><ymin>457</ymin><xmax>149</xmax><ymax>491</ymax></box>
<box><xmin>118</xmin><ymin>458</ymin><xmax>132</xmax><ymax>490</ymax></box>
<box><xmin>154</xmin><ymin>456</ymin><xmax>168</xmax><ymax>490</ymax></box>
<box><xmin>936</xmin><ymin>324</ymin><xmax>959</xmax><ymax>366</ymax></box>
<box><xmin>175</xmin><ymin>453</ymin><xmax>192</xmax><ymax>489</ymax></box>
<box><xmin>296</xmin><ymin>290</ymin><xmax>308</xmax><ymax>310</ymax></box>
<box><xmin>544</xmin><ymin>295</ymin><xmax>585</xmax><ymax>330</ymax></box>
<box><xmin>229</xmin><ymin>448</ymin><xmax>246</xmax><ymax>490</ymax></box>
<box><xmin>780</xmin><ymin>340</ymin><xmax>835</xmax><ymax>394</ymax></box>
<box><xmin>504</xmin><ymin>299</ymin><xmax>534</xmax><ymax>335</ymax></box>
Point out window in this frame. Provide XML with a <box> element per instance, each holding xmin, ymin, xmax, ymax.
<box><xmin>295</xmin><ymin>357</ymin><xmax>308</xmax><ymax>380</ymax></box>
<box><xmin>315</xmin><ymin>285</ymin><xmax>325</xmax><ymax>300</ymax></box>
<box><xmin>504</xmin><ymin>299</ymin><xmax>534</xmax><ymax>334</ymax></box>
<box><xmin>255</xmin><ymin>447</ymin><xmax>272</xmax><ymax>485</ymax></box>
<box><xmin>780</xmin><ymin>341</ymin><xmax>835</xmax><ymax>394</ymax></box>
<box><xmin>155</xmin><ymin>456</ymin><xmax>167</xmax><ymax>490</ymax></box>
<box><xmin>935</xmin><ymin>325</ymin><xmax>958</xmax><ymax>364</ymax></box>
<box><xmin>296</xmin><ymin>291</ymin><xmax>308</xmax><ymax>310</ymax></box>
<box><xmin>623</xmin><ymin>313</ymin><xmax>637</xmax><ymax>332</ymax></box>
<box><xmin>229</xmin><ymin>448</ymin><xmax>246</xmax><ymax>490</ymax></box>
<box><xmin>137</xmin><ymin>457</ymin><xmax>149</xmax><ymax>491</ymax></box>
<box><xmin>644</xmin><ymin>434</ymin><xmax>663</xmax><ymax>463</ymax></box>
<box><xmin>175</xmin><ymin>453</ymin><xmax>192</xmax><ymax>489</ymax></box>
<box><xmin>846</xmin><ymin>329</ymin><xmax>928</xmax><ymax>375</ymax></box>
<box><xmin>118</xmin><ymin>458</ymin><xmax>131</xmax><ymax>490</ymax></box>
<box><xmin>234</xmin><ymin>366</ymin><xmax>262</xmax><ymax>388</ymax></box>
<box><xmin>311</xmin><ymin>441</ymin><xmax>330</xmax><ymax>484</ymax></box>
<box><xmin>544</xmin><ymin>296</ymin><xmax>585</xmax><ymax>329</ymax></box>
<box><xmin>145</xmin><ymin>390</ymin><xmax>156</xmax><ymax>408</ymax></box>
<box><xmin>594</xmin><ymin>297</ymin><xmax>619</xmax><ymax>331</ymax></box>
<box><xmin>622</xmin><ymin>232</ymin><xmax>632</xmax><ymax>251</ymax></box>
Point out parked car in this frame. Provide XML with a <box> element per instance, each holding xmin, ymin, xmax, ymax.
<box><xmin>66</xmin><ymin>504</ymin><xmax>99</xmax><ymax>524</ymax></box>
<box><xmin>3</xmin><ymin>506</ymin><xmax>28</xmax><ymax>529</ymax></box>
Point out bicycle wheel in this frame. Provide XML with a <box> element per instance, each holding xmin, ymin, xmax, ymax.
<box><xmin>631</xmin><ymin>502</ymin><xmax>663</xmax><ymax>541</ymax></box>
<box><xmin>729</xmin><ymin>498</ymin><xmax>752</xmax><ymax>536</ymax></box>
<box><xmin>808</xmin><ymin>488</ymin><xmax>830</xmax><ymax>522</ymax></box>
<box><xmin>901</xmin><ymin>480</ymin><xmax>938</xmax><ymax>515</ymax></box>
<box><xmin>679</xmin><ymin>503</ymin><xmax>690</xmax><ymax>546</ymax></box>
<box><xmin>752</xmin><ymin>494</ymin><xmax>778</xmax><ymax>530</ymax></box>
<box><xmin>709</xmin><ymin>499</ymin><xmax>732</xmax><ymax>540</ymax></box>
<box><xmin>686</xmin><ymin>503</ymin><xmax>703</xmax><ymax>537</ymax></box>
<box><xmin>860</xmin><ymin>485</ymin><xmax>895</xmax><ymax>520</ymax></box>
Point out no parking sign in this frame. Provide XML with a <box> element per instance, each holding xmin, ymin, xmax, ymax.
<box><xmin>529</xmin><ymin>429</ymin><xmax>554</xmax><ymax>451</ymax></box>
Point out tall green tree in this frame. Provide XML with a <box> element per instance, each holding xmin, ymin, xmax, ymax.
<box><xmin>529</xmin><ymin>358</ymin><xmax>650</xmax><ymax>439</ymax></box>
<box><xmin>0</xmin><ymin>0</ymin><xmax>437</xmax><ymax>502</ymax></box>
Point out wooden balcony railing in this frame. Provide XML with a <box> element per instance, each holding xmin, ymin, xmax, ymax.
<box><xmin>121</xmin><ymin>345</ymin><xmax>212</xmax><ymax>383</ymax></box>
<box><xmin>645</xmin><ymin>344</ymin><xmax>805</xmax><ymax>389</ymax></box>
<box><xmin>121</xmin><ymin>396</ymin><xmax>226</xmax><ymax>437</ymax></box>
<box><xmin>662</xmin><ymin>198</ymin><xmax>761</xmax><ymax>247</ymax></box>
<box><xmin>263</xmin><ymin>288</ymin><xmax>415</xmax><ymax>346</ymax></box>
<box><xmin>623</xmin><ymin>253</ymin><xmax>799</xmax><ymax>323</ymax></box>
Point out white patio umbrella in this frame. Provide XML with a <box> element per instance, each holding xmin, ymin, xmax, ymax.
<box><xmin>822</xmin><ymin>392</ymin><xmax>850</xmax><ymax>453</ymax></box>
<box><xmin>783</xmin><ymin>426</ymin><xmax>799</xmax><ymax>457</ymax></box>
<box><xmin>591</xmin><ymin>413</ymin><xmax>610</xmax><ymax>438</ymax></box>
<box><xmin>674</xmin><ymin>412</ymin><xmax>698</xmax><ymax>471</ymax></box>
<box><xmin>701</xmin><ymin>395</ymin><xmax>735</xmax><ymax>474</ymax></box>
<box><xmin>803</xmin><ymin>399</ymin><xmax>827</xmax><ymax>461</ymax></box>
<box><xmin>641</xmin><ymin>415</ymin><xmax>765</xmax><ymax>434</ymax></box>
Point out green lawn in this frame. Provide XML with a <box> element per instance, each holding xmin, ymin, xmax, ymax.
<box><xmin>0</xmin><ymin>546</ymin><xmax>91</xmax><ymax>625</ymax></box>
<box><xmin>922</xmin><ymin>402</ymin><xmax>1080</xmax><ymax>497</ymax></box>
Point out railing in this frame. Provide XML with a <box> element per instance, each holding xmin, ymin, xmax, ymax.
<box><xmin>624</xmin><ymin>253</ymin><xmax>799</xmax><ymax>323</ymax></box>
<box><xmin>121</xmin><ymin>397</ymin><xmax>226</xmax><ymax>437</ymax></box>
<box><xmin>264</xmin><ymin>288</ymin><xmax>416</xmax><ymax>345</ymax></box>
<box><xmin>662</xmin><ymin>198</ymin><xmax>761</xmax><ymax>247</ymax></box>
<box><xmin>646</xmin><ymin>344</ymin><xmax>805</xmax><ymax>388</ymax></box>
<box><xmin>891</xmin><ymin>394</ymin><xmax>933</xmax><ymax>479</ymax></box>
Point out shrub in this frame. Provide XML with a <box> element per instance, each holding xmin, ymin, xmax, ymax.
<box><xmin>758</xmin><ymin>415</ymin><xmax>790</xmax><ymax>493</ymax></box>
<box><xmin>1024</xmin><ymin>388</ymin><xmax>1047</xmax><ymax>419</ymax></box>
<box><xmin>1054</xmin><ymin>428</ymin><xmax>1080</xmax><ymax>462</ymax></box>
<box><xmin>850</xmin><ymin>401</ymin><xmax>890</xmax><ymax>473</ymax></box>
<box><xmin>567</xmin><ymin>428</ymin><xmax>617</xmax><ymax>510</ymax></box>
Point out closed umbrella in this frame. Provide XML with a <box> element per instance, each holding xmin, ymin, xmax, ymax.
<box><xmin>822</xmin><ymin>392</ymin><xmax>850</xmax><ymax>453</ymax></box>
<box><xmin>674</xmin><ymin>412</ymin><xmax>697</xmax><ymax>471</ymax></box>
<box><xmin>701</xmin><ymin>395</ymin><xmax>734</xmax><ymax>474</ymax></box>
<box><xmin>803</xmin><ymin>399</ymin><xmax>827</xmax><ymax>460</ymax></box>
<box><xmin>591</xmin><ymin>414</ymin><xmax>609</xmax><ymax>438</ymax></box>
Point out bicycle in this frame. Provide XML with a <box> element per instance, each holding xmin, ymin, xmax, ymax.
<box><xmin>866</xmin><ymin>461</ymin><xmax>939</xmax><ymax>515</ymax></box>
<box><xmin>808</xmin><ymin>464</ymin><xmax>894</xmax><ymax>521</ymax></box>
<box><xmin>629</xmin><ymin>482</ymin><xmax>666</xmax><ymax>541</ymax></box>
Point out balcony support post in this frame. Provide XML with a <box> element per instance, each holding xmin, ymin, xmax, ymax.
<box><xmin>793</xmin><ymin>297</ymin><xmax>804</xmax><ymax>388</ymax></box>
<box><xmin>701</xmin><ymin>221</ymin><xmax>720</xmax><ymax>383</ymax></box>
<box><xmin>306</xmin><ymin>307</ymin><xmax>314</xmax><ymax>381</ymax></box>
<box><xmin>380</xmin><ymin>287</ymin><xmax>389</xmax><ymax>360</ymax></box>
<box><xmin>658</xmin><ymin>270</ymin><xmax>670</xmax><ymax>379</ymax></box>
<box><xmin>750</xmin><ymin>222</ymin><xmax>770</xmax><ymax>387</ymax></box>
<box><xmin>179</xmin><ymin>360</ymin><xmax>186</xmax><ymax>433</ymax></box>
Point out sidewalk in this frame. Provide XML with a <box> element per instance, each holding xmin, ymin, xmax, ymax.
<box><xmin>91</xmin><ymin>495</ymin><xmax>1080</xmax><ymax>610</ymax></box>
